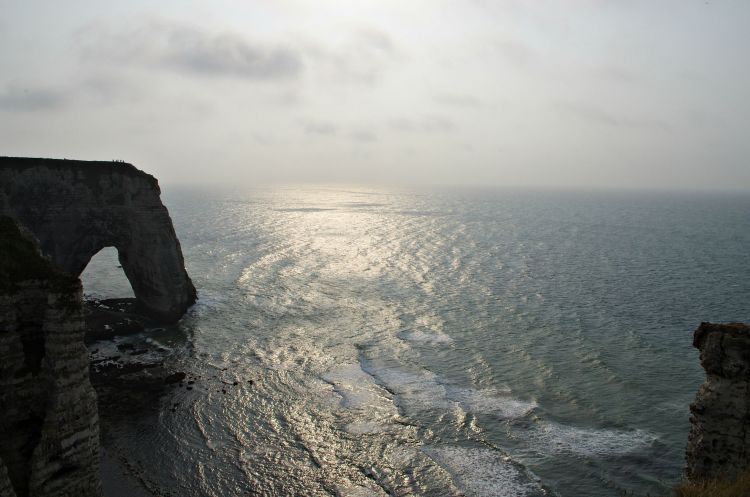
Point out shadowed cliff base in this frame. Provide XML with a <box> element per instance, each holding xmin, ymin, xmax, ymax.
<box><xmin>0</xmin><ymin>156</ymin><xmax>196</xmax><ymax>323</ymax></box>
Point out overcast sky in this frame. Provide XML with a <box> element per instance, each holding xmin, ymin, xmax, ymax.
<box><xmin>0</xmin><ymin>1</ymin><xmax>748</xmax><ymax>190</ymax></box>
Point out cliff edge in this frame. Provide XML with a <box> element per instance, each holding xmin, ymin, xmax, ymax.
<box><xmin>0</xmin><ymin>216</ymin><xmax>101</xmax><ymax>497</ymax></box>
<box><xmin>687</xmin><ymin>322</ymin><xmax>750</xmax><ymax>481</ymax></box>
<box><xmin>0</xmin><ymin>157</ymin><xmax>196</xmax><ymax>323</ymax></box>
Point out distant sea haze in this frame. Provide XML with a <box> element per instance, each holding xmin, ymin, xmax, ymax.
<box><xmin>83</xmin><ymin>186</ymin><xmax>750</xmax><ymax>496</ymax></box>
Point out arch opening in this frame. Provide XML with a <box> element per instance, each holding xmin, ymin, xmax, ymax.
<box><xmin>80</xmin><ymin>247</ymin><xmax>135</xmax><ymax>300</ymax></box>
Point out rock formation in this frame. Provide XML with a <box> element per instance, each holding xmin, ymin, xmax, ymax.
<box><xmin>687</xmin><ymin>321</ymin><xmax>750</xmax><ymax>480</ymax></box>
<box><xmin>0</xmin><ymin>216</ymin><xmax>101</xmax><ymax>497</ymax></box>
<box><xmin>0</xmin><ymin>157</ymin><xmax>196</xmax><ymax>323</ymax></box>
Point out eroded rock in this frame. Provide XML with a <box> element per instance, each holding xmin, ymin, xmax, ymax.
<box><xmin>0</xmin><ymin>157</ymin><xmax>196</xmax><ymax>323</ymax></box>
<box><xmin>0</xmin><ymin>216</ymin><xmax>101</xmax><ymax>497</ymax></box>
<box><xmin>686</xmin><ymin>322</ymin><xmax>750</xmax><ymax>481</ymax></box>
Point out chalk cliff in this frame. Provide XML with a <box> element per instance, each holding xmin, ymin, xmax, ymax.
<box><xmin>687</xmin><ymin>322</ymin><xmax>750</xmax><ymax>480</ymax></box>
<box><xmin>0</xmin><ymin>216</ymin><xmax>101</xmax><ymax>497</ymax></box>
<box><xmin>0</xmin><ymin>157</ymin><xmax>196</xmax><ymax>323</ymax></box>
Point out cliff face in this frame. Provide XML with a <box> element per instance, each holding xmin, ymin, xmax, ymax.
<box><xmin>0</xmin><ymin>157</ymin><xmax>196</xmax><ymax>323</ymax></box>
<box><xmin>687</xmin><ymin>322</ymin><xmax>750</xmax><ymax>480</ymax></box>
<box><xmin>0</xmin><ymin>216</ymin><xmax>101</xmax><ymax>497</ymax></box>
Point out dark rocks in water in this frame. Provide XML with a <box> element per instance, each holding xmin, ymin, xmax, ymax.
<box><xmin>686</xmin><ymin>322</ymin><xmax>750</xmax><ymax>481</ymax></box>
<box><xmin>164</xmin><ymin>372</ymin><xmax>186</xmax><ymax>384</ymax></box>
<box><xmin>89</xmin><ymin>357</ymin><xmax>184</xmax><ymax>420</ymax></box>
<box><xmin>83</xmin><ymin>298</ymin><xmax>155</xmax><ymax>343</ymax></box>
<box><xmin>0</xmin><ymin>216</ymin><xmax>101</xmax><ymax>497</ymax></box>
<box><xmin>0</xmin><ymin>157</ymin><xmax>196</xmax><ymax>323</ymax></box>
<box><xmin>85</xmin><ymin>296</ymin><xmax>188</xmax><ymax>432</ymax></box>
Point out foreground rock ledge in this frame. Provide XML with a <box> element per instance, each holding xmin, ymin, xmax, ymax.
<box><xmin>0</xmin><ymin>157</ymin><xmax>196</xmax><ymax>323</ymax></box>
<box><xmin>687</xmin><ymin>322</ymin><xmax>750</xmax><ymax>481</ymax></box>
<box><xmin>0</xmin><ymin>216</ymin><xmax>101</xmax><ymax>497</ymax></box>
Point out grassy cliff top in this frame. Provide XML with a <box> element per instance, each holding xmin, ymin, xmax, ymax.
<box><xmin>0</xmin><ymin>156</ymin><xmax>158</xmax><ymax>187</ymax></box>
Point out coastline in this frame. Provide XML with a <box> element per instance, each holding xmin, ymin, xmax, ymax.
<box><xmin>85</xmin><ymin>297</ymin><xmax>186</xmax><ymax>497</ymax></box>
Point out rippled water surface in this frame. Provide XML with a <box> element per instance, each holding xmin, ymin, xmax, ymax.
<box><xmin>83</xmin><ymin>186</ymin><xmax>750</xmax><ymax>497</ymax></box>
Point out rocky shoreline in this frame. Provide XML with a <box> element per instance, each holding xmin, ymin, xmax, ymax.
<box><xmin>2</xmin><ymin>157</ymin><xmax>747</xmax><ymax>496</ymax></box>
<box><xmin>0</xmin><ymin>158</ymin><xmax>200</xmax><ymax>497</ymax></box>
<box><xmin>83</xmin><ymin>297</ymin><xmax>189</xmax><ymax>497</ymax></box>
<box><xmin>85</xmin><ymin>297</ymin><xmax>186</xmax><ymax>415</ymax></box>
<box><xmin>83</xmin><ymin>297</ymin><xmax>252</xmax><ymax>497</ymax></box>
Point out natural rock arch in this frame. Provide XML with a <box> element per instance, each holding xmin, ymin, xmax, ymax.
<box><xmin>0</xmin><ymin>157</ymin><xmax>196</xmax><ymax>322</ymax></box>
<box><xmin>80</xmin><ymin>246</ymin><xmax>135</xmax><ymax>298</ymax></box>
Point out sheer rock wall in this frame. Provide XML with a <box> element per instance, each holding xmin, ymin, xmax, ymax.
<box><xmin>0</xmin><ymin>216</ymin><xmax>101</xmax><ymax>497</ymax></box>
<box><xmin>687</xmin><ymin>322</ymin><xmax>750</xmax><ymax>480</ymax></box>
<box><xmin>0</xmin><ymin>157</ymin><xmax>196</xmax><ymax>323</ymax></box>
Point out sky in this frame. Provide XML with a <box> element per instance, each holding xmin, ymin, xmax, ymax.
<box><xmin>0</xmin><ymin>0</ymin><xmax>748</xmax><ymax>190</ymax></box>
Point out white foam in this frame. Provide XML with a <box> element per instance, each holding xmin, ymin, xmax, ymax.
<box><xmin>423</xmin><ymin>446</ymin><xmax>543</xmax><ymax>497</ymax></box>
<box><xmin>323</xmin><ymin>365</ymin><xmax>394</xmax><ymax>412</ymax></box>
<box><xmin>322</xmin><ymin>364</ymin><xmax>399</xmax><ymax>435</ymax></box>
<box><xmin>525</xmin><ymin>421</ymin><xmax>656</xmax><ymax>457</ymax></box>
<box><xmin>144</xmin><ymin>337</ymin><xmax>172</xmax><ymax>351</ymax></box>
<box><xmin>206</xmin><ymin>439</ymin><xmax>228</xmax><ymax>451</ymax></box>
<box><xmin>446</xmin><ymin>387</ymin><xmax>537</xmax><ymax>418</ymax></box>
<box><xmin>366</xmin><ymin>367</ymin><xmax>534</xmax><ymax>419</ymax></box>
<box><xmin>368</xmin><ymin>368</ymin><xmax>450</xmax><ymax>409</ymax></box>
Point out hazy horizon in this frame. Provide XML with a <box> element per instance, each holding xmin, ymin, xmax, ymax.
<box><xmin>1</xmin><ymin>1</ymin><xmax>748</xmax><ymax>191</ymax></box>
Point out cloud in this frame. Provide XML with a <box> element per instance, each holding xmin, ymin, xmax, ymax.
<box><xmin>303</xmin><ymin>27</ymin><xmax>398</xmax><ymax>85</ymax></box>
<box><xmin>76</xmin><ymin>17</ymin><xmax>302</xmax><ymax>80</ymax></box>
<box><xmin>434</xmin><ymin>93</ymin><xmax>482</xmax><ymax>108</ymax></box>
<box><xmin>591</xmin><ymin>65</ymin><xmax>639</xmax><ymax>84</ymax></box>
<box><xmin>389</xmin><ymin>115</ymin><xmax>456</xmax><ymax>133</ymax></box>
<box><xmin>494</xmin><ymin>39</ymin><xmax>537</xmax><ymax>68</ymax></box>
<box><xmin>682</xmin><ymin>108</ymin><xmax>725</xmax><ymax>128</ymax></box>
<box><xmin>354</xmin><ymin>28</ymin><xmax>395</xmax><ymax>55</ymax></box>
<box><xmin>301</xmin><ymin>119</ymin><xmax>337</xmax><ymax>135</ymax></box>
<box><xmin>163</xmin><ymin>30</ymin><xmax>301</xmax><ymax>79</ymax></box>
<box><xmin>350</xmin><ymin>129</ymin><xmax>378</xmax><ymax>142</ymax></box>
<box><xmin>555</xmin><ymin>101</ymin><xmax>670</xmax><ymax>130</ymax></box>
<box><xmin>0</xmin><ymin>85</ymin><xmax>66</xmax><ymax>112</ymax></box>
<box><xmin>75</xmin><ymin>17</ymin><xmax>399</xmax><ymax>90</ymax></box>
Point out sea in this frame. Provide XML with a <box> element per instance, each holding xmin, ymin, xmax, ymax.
<box><xmin>81</xmin><ymin>185</ymin><xmax>750</xmax><ymax>497</ymax></box>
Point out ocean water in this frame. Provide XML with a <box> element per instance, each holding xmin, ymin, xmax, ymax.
<box><xmin>82</xmin><ymin>186</ymin><xmax>750</xmax><ymax>497</ymax></box>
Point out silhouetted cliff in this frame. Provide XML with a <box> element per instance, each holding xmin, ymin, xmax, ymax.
<box><xmin>687</xmin><ymin>322</ymin><xmax>750</xmax><ymax>481</ymax></box>
<box><xmin>0</xmin><ymin>157</ymin><xmax>196</xmax><ymax>323</ymax></box>
<box><xmin>0</xmin><ymin>216</ymin><xmax>101</xmax><ymax>497</ymax></box>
